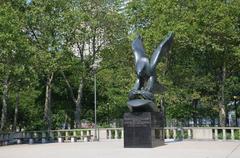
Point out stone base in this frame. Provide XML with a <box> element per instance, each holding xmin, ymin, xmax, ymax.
<box><xmin>42</xmin><ymin>138</ymin><xmax>47</xmax><ymax>143</ymax></box>
<box><xmin>71</xmin><ymin>137</ymin><xmax>76</xmax><ymax>143</ymax></box>
<box><xmin>124</xmin><ymin>112</ymin><xmax>164</xmax><ymax>148</ymax></box>
<box><xmin>58</xmin><ymin>138</ymin><xmax>63</xmax><ymax>143</ymax></box>
<box><xmin>29</xmin><ymin>139</ymin><xmax>34</xmax><ymax>144</ymax></box>
<box><xmin>17</xmin><ymin>139</ymin><xmax>21</xmax><ymax>144</ymax></box>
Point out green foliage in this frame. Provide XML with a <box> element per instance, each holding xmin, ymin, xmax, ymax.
<box><xmin>234</xmin><ymin>130</ymin><xmax>240</xmax><ymax>140</ymax></box>
<box><xmin>127</xmin><ymin>0</ymin><xmax>240</xmax><ymax>125</ymax></box>
<box><xmin>0</xmin><ymin>0</ymin><xmax>240</xmax><ymax>131</ymax></box>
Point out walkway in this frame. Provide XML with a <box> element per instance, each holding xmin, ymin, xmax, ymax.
<box><xmin>0</xmin><ymin>140</ymin><xmax>240</xmax><ymax>158</ymax></box>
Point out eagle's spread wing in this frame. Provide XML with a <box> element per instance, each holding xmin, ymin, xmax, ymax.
<box><xmin>132</xmin><ymin>35</ymin><xmax>147</xmax><ymax>64</ymax></box>
<box><xmin>150</xmin><ymin>32</ymin><xmax>174</xmax><ymax>71</ymax></box>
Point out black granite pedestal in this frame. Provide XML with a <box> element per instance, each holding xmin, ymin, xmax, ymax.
<box><xmin>123</xmin><ymin>112</ymin><xmax>164</xmax><ymax>148</ymax></box>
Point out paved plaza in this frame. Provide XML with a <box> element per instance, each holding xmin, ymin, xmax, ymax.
<box><xmin>0</xmin><ymin>140</ymin><xmax>240</xmax><ymax>158</ymax></box>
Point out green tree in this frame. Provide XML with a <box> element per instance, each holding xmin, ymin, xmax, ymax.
<box><xmin>127</xmin><ymin>0</ymin><xmax>240</xmax><ymax>126</ymax></box>
<box><xmin>0</xmin><ymin>1</ymin><xmax>33</xmax><ymax>131</ymax></box>
<box><xmin>25</xmin><ymin>0</ymin><xmax>72</xmax><ymax>130</ymax></box>
<box><xmin>59</xmin><ymin>0</ymin><xmax>129</xmax><ymax>128</ymax></box>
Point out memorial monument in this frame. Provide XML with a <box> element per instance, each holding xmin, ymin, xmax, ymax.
<box><xmin>124</xmin><ymin>32</ymin><xmax>174</xmax><ymax>148</ymax></box>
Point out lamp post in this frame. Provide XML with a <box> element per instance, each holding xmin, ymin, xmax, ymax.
<box><xmin>107</xmin><ymin>103</ymin><xmax>109</xmax><ymax>126</ymax></box>
<box><xmin>92</xmin><ymin>63</ymin><xmax>98</xmax><ymax>141</ymax></box>
<box><xmin>234</xmin><ymin>96</ymin><xmax>238</xmax><ymax>127</ymax></box>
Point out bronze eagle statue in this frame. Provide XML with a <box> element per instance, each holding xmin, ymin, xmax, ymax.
<box><xmin>128</xmin><ymin>32</ymin><xmax>174</xmax><ymax>112</ymax></box>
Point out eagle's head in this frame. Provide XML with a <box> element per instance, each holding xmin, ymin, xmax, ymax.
<box><xmin>136</xmin><ymin>58</ymin><xmax>150</xmax><ymax>78</ymax></box>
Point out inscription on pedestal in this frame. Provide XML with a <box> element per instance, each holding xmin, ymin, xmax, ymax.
<box><xmin>124</xmin><ymin>117</ymin><xmax>151</xmax><ymax>127</ymax></box>
<box><xmin>124</xmin><ymin>112</ymin><xmax>164</xmax><ymax>148</ymax></box>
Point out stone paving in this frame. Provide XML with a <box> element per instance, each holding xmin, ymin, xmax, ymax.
<box><xmin>0</xmin><ymin>140</ymin><xmax>240</xmax><ymax>158</ymax></box>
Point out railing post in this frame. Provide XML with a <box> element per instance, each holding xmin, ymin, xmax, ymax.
<box><xmin>88</xmin><ymin>130</ymin><xmax>92</xmax><ymax>136</ymax></box>
<box><xmin>42</xmin><ymin>132</ymin><xmax>46</xmax><ymax>143</ymax></box>
<box><xmin>108</xmin><ymin>129</ymin><xmax>112</xmax><ymax>139</ymax></box>
<box><xmin>33</xmin><ymin>132</ymin><xmax>37</xmax><ymax>141</ymax></box>
<box><xmin>7</xmin><ymin>133</ymin><xmax>11</xmax><ymax>145</ymax></box>
<box><xmin>10</xmin><ymin>133</ymin><xmax>13</xmax><ymax>144</ymax></box>
<box><xmin>121</xmin><ymin>129</ymin><xmax>124</xmax><ymax>139</ymax></box>
<box><xmin>5</xmin><ymin>133</ymin><xmax>8</xmax><ymax>145</ymax></box>
<box><xmin>3</xmin><ymin>134</ymin><xmax>8</xmax><ymax>145</ymax></box>
<box><xmin>15</xmin><ymin>132</ymin><xmax>21</xmax><ymax>145</ymax></box>
<box><xmin>49</xmin><ymin>131</ymin><xmax>54</xmax><ymax>142</ymax></box>
<box><xmin>181</xmin><ymin>128</ymin><xmax>184</xmax><ymax>139</ymax></box>
<box><xmin>58</xmin><ymin>131</ymin><xmax>62</xmax><ymax>143</ymax></box>
<box><xmin>96</xmin><ymin>128</ymin><xmax>99</xmax><ymax>140</ymax></box>
<box><xmin>17</xmin><ymin>138</ymin><xmax>21</xmax><ymax>144</ymax></box>
<box><xmin>0</xmin><ymin>133</ymin><xmax>3</xmax><ymax>145</ymax></box>
<box><xmin>115</xmin><ymin>129</ymin><xmax>118</xmax><ymax>139</ymax></box>
<box><xmin>71</xmin><ymin>137</ymin><xmax>76</xmax><ymax>143</ymax></box>
<box><xmin>166</xmin><ymin>129</ymin><xmax>170</xmax><ymax>139</ymax></box>
<box><xmin>1</xmin><ymin>133</ymin><xmax>4</xmax><ymax>145</ymax></box>
<box><xmin>80</xmin><ymin>130</ymin><xmax>84</xmax><ymax>140</ymax></box>
<box><xmin>223</xmin><ymin>129</ymin><xmax>226</xmax><ymax>140</ymax></box>
<box><xmin>73</xmin><ymin>131</ymin><xmax>77</xmax><ymax>137</ymax></box>
<box><xmin>6</xmin><ymin>134</ymin><xmax>10</xmax><ymax>145</ymax></box>
<box><xmin>231</xmin><ymin>129</ymin><xmax>234</xmax><ymax>140</ymax></box>
<box><xmin>22</xmin><ymin>132</ymin><xmax>26</xmax><ymax>142</ymax></box>
<box><xmin>188</xmin><ymin>129</ymin><xmax>192</xmax><ymax>139</ymax></box>
<box><xmin>173</xmin><ymin>129</ymin><xmax>177</xmax><ymax>140</ymax></box>
<box><xmin>214</xmin><ymin>129</ymin><xmax>218</xmax><ymax>140</ymax></box>
<box><xmin>65</xmin><ymin>131</ymin><xmax>69</xmax><ymax>142</ymax></box>
<box><xmin>71</xmin><ymin>131</ymin><xmax>77</xmax><ymax>143</ymax></box>
<box><xmin>29</xmin><ymin>132</ymin><xmax>34</xmax><ymax>144</ymax></box>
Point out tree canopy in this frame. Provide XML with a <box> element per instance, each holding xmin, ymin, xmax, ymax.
<box><xmin>0</xmin><ymin>0</ymin><xmax>239</xmax><ymax>131</ymax></box>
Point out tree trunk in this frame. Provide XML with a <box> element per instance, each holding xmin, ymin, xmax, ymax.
<box><xmin>75</xmin><ymin>79</ymin><xmax>83</xmax><ymax>129</ymax></box>
<box><xmin>44</xmin><ymin>73</ymin><xmax>54</xmax><ymax>130</ymax></box>
<box><xmin>13</xmin><ymin>92</ymin><xmax>19</xmax><ymax>132</ymax></box>
<box><xmin>192</xmin><ymin>99</ymin><xmax>198</xmax><ymax>127</ymax></box>
<box><xmin>0</xmin><ymin>77</ymin><xmax>8</xmax><ymax>131</ymax></box>
<box><xmin>61</xmin><ymin>71</ymin><xmax>83</xmax><ymax>129</ymax></box>
<box><xmin>219</xmin><ymin>64</ymin><xmax>226</xmax><ymax>127</ymax></box>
